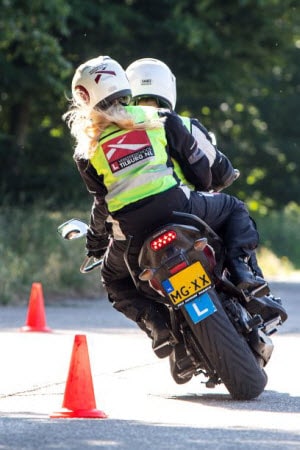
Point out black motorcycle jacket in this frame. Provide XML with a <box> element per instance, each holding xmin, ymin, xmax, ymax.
<box><xmin>188</xmin><ymin>117</ymin><xmax>237</xmax><ymax>192</ymax></box>
<box><xmin>74</xmin><ymin>109</ymin><xmax>212</xmax><ymax>246</ymax></box>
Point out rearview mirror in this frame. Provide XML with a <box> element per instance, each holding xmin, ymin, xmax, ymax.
<box><xmin>57</xmin><ymin>219</ymin><xmax>89</xmax><ymax>240</ymax></box>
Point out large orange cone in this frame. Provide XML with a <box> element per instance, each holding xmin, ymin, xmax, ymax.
<box><xmin>20</xmin><ymin>282</ymin><xmax>52</xmax><ymax>332</ymax></box>
<box><xmin>50</xmin><ymin>334</ymin><xmax>107</xmax><ymax>419</ymax></box>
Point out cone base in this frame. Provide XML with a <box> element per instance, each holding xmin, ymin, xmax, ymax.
<box><xmin>20</xmin><ymin>325</ymin><xmax>52</xmax><ymax>333</ymax></box>
<box><xmin>50</xmin><ymin>408</ymin><xmax>108</xmax><ymax>419</ymax></box>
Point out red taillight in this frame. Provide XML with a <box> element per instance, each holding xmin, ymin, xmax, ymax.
<box><xmin>150</xmin><ymin>230</ymin><xmax>177</xmax><ymax>251</ymax></box>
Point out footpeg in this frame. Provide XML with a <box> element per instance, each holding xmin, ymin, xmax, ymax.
<box><xmin>153</xmin><ymin>332</ymin><xmax>177</xmax><ymax>358</ymax></box>
<box><xmin>262</xmin><ymin>316</ymin><xmax>282</xmax><ymax>336</ymax></box>
<box><xmin>169</xmin><ymin>344</ymin><xmax>194</xmax><ymax>384</ymax></box>
<box><xmin>243</xmin><ymin>294</ymin><xmax>288</xmax><ymax>324</ymax></box>
<box><xmin>246</xmin><ymin>282</ymin><xmax>270</xmax><ymax>297</ymax></box>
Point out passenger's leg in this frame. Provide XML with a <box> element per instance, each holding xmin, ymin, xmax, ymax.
<box><xmin>189</xmin><ymin>191</ymin><xmax>264</xmax><ymax>290</ymax></box>
<box><xmin>189</xmin><ymin>192</ymin><xmax>287</xmax><ymax>321</ymax></box>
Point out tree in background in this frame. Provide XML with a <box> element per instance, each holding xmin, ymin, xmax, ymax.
<box><xmin>0</xmin><ymin>0</ymin><xmax>75</xmax><ymax>206</ymax></box>
<box><xmin>0</xmin><ymin>0</ymin><xmax>299</xmax><ymax>210</ymax></box>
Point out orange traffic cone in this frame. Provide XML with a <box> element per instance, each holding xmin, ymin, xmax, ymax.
<box><xmin>20</xmin><ymin>282</ymin><xmax>52</xmax><ymax>332</ymax></box>
<box><xmin>50</xmin><ymin>334</ymin><xmax>107</xmax><ymax>419</ymax></box>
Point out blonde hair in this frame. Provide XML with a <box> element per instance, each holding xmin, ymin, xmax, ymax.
<box><xmin>63</xmin><ymin>100</ymin><xmax>163</xmax><ymax>159</ymax></box>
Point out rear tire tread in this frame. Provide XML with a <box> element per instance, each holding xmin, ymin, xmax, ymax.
<box><xmin>189</xmin><ymin>291</ymin><xmax>267</xmax><ymax>400</ymax></box>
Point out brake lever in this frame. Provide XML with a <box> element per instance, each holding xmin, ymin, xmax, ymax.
<box><xmin>80</xmin><ymin>256</ymin><xmax>103</xmax><ymax>273</ymax></box>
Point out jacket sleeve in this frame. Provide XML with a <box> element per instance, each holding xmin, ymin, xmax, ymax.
<box><xmin>190</xmin><ymin>118</ymin><xmax>237</xmax><ymax>191</ymax></box>
<box><xmin>74</xmin><ymin>157</ymin><xmax>110</xmax><ymax>250</ymax></box>
<box><xmin>162</xmin><ymin>111</ymin><xmax>212</xmax><ymax>191</ymax></box>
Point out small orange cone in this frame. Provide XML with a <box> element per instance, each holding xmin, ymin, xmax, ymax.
<box><xmin>20</xmin><ymin>282</ymin><xmax>52</xmax><ymax>332</ymax></box>
<box><xmin>50</xmin><ymin>334</ymin><xmax>107</xmax><ymax>419</ymax></box>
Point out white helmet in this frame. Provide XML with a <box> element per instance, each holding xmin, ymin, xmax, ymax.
<box><xmin>71</xmin><ymin>55</ymin><xmax>131</xmax><ymax>109</ymax></box>
<box><xmin>125</xmin><ymin>58</ymin><xmax>177</xmax><ymax>110</ymax></box>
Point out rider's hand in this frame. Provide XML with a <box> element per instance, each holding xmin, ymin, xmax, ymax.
<box><xmin>86</xmin><ymin>230</ymin><xmax>110</xmax><ymax>260</ymax></box>
<box><xmin>86</xmin><ymin>247</ymin><xmax>107</xmax><ymax>260</ymax></box>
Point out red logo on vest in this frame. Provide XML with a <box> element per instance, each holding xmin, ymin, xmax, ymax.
<box><xmin>102</xmin><ymin>130</ymin><xmax>154</xmax><ymax>173</ymax></box>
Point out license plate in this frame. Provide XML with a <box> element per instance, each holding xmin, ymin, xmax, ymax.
<box><xmin>161</xmin><ymin>261</ymin><xmax>212</xmax><ymax>306</ymax></box>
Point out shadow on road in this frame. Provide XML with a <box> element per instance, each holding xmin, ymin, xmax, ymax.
<box><xmin>167</xmin><ymin>389</ymin><xmax>300</xmax><ymax>413</ymax></box>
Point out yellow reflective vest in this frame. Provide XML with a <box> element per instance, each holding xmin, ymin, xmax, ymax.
<box><xmin>90</xmin><ymin>105</ymin><xmax>177</xmax><ymax>212</ymax></box>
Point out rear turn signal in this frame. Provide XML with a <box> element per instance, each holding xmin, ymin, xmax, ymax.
<box><xmin>150</xmin><ymin>230</ymin><xmax>177</xmax><ymax>251</ymax></box>
<box><xmin>139</xmin><ymin>268</ymin><xmax>154</xmax><ymax>281</ymax></box>
<box><xmin>194</xmin><ymin>237</ymin><xmax>208</xmax><ymax>251</ymax></box>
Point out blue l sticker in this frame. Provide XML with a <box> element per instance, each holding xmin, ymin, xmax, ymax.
<box><xmin>184</xmin><ymin>292</ymin><xmax>217</xmax><ymax>324</ymax></box>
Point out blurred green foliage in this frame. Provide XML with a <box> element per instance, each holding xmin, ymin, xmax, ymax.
<box><xmin>0</xmin><ymin>1</ymin><xmax>299</xmax><ymax>302</ymax></box>
<box><xmin>0</xmin><ymin>0</ymin><xmax>299</xmax><ymax>210</ymax></box>
<box><xmin>253</xmin><ymin>202</ymin><xmax>300</xmax><ymax>267</ymax></box>
<box><xmin>1</xmin><ymin>205</ymin><xmax>299</xmax><ymax>304</ymax></box>
<box><xmin>0</xmin><ymin>206</ymin><xmax>103</xmax><ymax>304</ymax></box>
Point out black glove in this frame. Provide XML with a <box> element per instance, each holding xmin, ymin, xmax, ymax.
<box><xmin>86</xmin><ymin>247</ymin><xmax>107</xmax><ymax>259</ymax></box>
<box><xmin>86</xmin><ymin>229</ymin><xmax>110</xmax><ymax>259</ymax></box>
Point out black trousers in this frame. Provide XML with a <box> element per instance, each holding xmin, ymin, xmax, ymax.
<box><xmin>188</xmin><ymin>191</ymin><xmax>259</xmax><ymax>258</ymax></box>
<box><xmin>101</xmin><ymin>239</ymin><xmax>164</xmax><ymax>323</ymax></box>
<box><xmin>101</xmin><ymin>187</ymin><xmax>259</xmax><ymax>323</ymax></box>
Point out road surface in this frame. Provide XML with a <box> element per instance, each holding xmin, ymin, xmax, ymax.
<box><xmin>0</xmin><ymin>281</ymin><xmax>299</xmax><ymax>449</ymax></box>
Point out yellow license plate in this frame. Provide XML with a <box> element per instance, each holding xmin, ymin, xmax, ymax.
<box><xmin>162</xmin><ymin>261</ymin><xmax>212</xmax><ymax>305</ymax></box>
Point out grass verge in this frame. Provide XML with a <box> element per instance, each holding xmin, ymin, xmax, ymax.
<box><xmin>1</xmin><ymin>204</ymin><xmax>299</xmax><ymax>304</ymax></box>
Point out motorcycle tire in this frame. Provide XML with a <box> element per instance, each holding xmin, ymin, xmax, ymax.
<box><xmin>183</xmin><ymin>289</ymin><xmax>267</xmax><ymax>400</ymax></box>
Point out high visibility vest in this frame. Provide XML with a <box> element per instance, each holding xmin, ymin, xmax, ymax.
<box><xmin>90</xmin><ymin>105</ymin><xmax>177</xmax><ymax>212</ymax></box>
<box><xmin>172</xmin><ymin>116</ymin><xmax>194</xmax><ymax>189</ymax></box>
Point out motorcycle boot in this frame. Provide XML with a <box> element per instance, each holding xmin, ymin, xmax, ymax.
<box><xmin>249</xmin><ymin>251</ymin><xmax>264</xmax><ymax>278</ymax></box>
<box><xmin>246</xmin><ymin>294</ymin><xmax>288</xmax><ymax>324</ymax></box>
<box><xmin>169</xmin><ymin>343</ymin><xmax>193</xmax><ymax>384</ymax></box>
<box><xmin>226</xmin><ymin>256</ymin><xmax>267</xmax><ymax>292</ymax></box>
<box><xmin>138</xmin><ymin>306</ymin><xmax>173</xmax><ymax>358</ymax></box>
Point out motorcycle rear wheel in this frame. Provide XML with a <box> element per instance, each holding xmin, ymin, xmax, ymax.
<box><xmin>184</xmin><ymin>289</ymin><xmax>267</xmax><ymax>400</ymax></box>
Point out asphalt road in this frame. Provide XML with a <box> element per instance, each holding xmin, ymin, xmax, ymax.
<box><xmin>0</xmin><ymin>281</ymin><xmax>299</xmax><ymax>449</ymax></box>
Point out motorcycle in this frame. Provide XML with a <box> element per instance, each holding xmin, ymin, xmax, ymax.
<box><xmin>58</xmin><ymin>212</ymin><xmax>287</xmax><ymax>400</ymax></box>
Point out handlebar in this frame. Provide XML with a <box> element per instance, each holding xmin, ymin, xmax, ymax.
<box><xmin>80</xmin><ymin>256</ymin><xmax>103</xmax><ymax>273</ymax></box>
